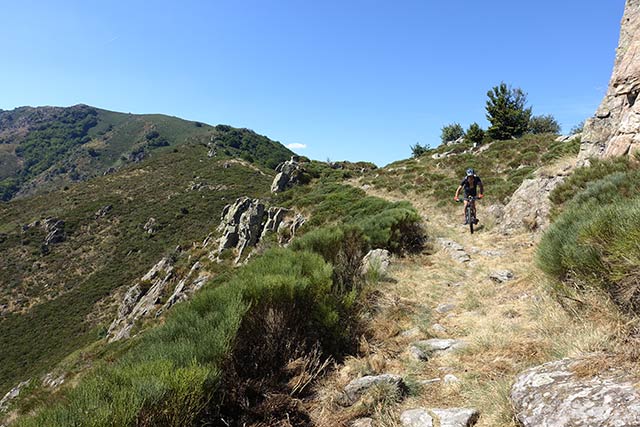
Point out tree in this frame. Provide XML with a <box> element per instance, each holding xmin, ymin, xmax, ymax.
<box><xmin>529</xmin><ymin>114</ymin><xmax>561</xmax><ymax>134</ymax></box>
<box><xmin>465</xmin><ymin>122</ymin><xmax>485</xmax><ymax>144</ymax></box>
<box><xmin>485</xmin><ymin>82</ymin><xmax>532</xmax><ymax>140</ymax></box>
<box><xmin>441</xmin><ymin>123</ymin><xmax>464</xmax><ymax>144</ymax></box>
<box><xmin>411</xmin><ymin>143</ymin><xmax>428</xmax><ymax>158</ymax></box>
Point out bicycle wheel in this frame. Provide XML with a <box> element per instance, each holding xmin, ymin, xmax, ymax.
<box><xmin>466</xmin><ymin>205</ymin><xmax>474</xmax><ymax>234</ymax></box>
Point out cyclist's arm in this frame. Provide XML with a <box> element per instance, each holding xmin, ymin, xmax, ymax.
<box><xmin>479</xmin><ymin>182</ymin><xmax>484</xmax><ymax>196</ymax></box>
<box><xmin>454</xmin><ymin>185</ymin><xmax>462</xmax><ymax>199</ymax></box>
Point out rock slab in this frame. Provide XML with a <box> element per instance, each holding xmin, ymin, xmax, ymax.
<box><xmin>511</xmin><ymin>358</ymin><xmax>640</xmax><ymax>426</ymax></box>
<box><xmin>344</xmin><ymin>374</ymin><xmax>405</xmax><ymax>403</ymax></box>
<box><xmin>400</xmin><ymin>408</ymin><xmax>479</xmax><ymax>427</ymax></box>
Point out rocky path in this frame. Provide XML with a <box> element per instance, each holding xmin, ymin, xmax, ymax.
<box><xmin>311</xmin><ymin>187</ymin><xmax>625</xmax><ymax>427</ymax></box>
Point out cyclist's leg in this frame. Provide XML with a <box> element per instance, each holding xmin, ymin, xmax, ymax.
<box><xmin>463</xmin><ymin>199</ymin><xmax>469</xmax><ymax>224</ymax></box>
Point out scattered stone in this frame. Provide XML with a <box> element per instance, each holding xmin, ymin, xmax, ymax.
<box><xmin>511</xmin><ymin>357</ymin><xmax>640</xmax><ymax>427</ymax></box>
<box><xmin>344</xmin><ymin>374</ymin><xmax>405</xmax><ymax>403</ymax></box>
<box><xmin>437</xmin><ymin>238</ymin><xmax>470</xmax><ymax>263</ymax></box>
<box><xmin>42</xmin><ymin>372</ymin><xmax>65</xmax><ymax>388</ymax></box>
<box><xmin>443</xmin><ymin>374</ymin><xmax>460</xmax><ymax>384</ymax></box>
<box><xmin>556</xmin><ymin>133</ymin><xmax>582</xmax><ymax>143</ymax></box>
<box><xmin>410</xmin><ymin>339</ymin><xmax>467</xmax><ymax>361</ymax></box>
<box><xmin>0</xmin><ymin>380</ymin><xmax>30</xmax><ymax>412</ymax></box>
<box><xmin>143</xmin><ymin>217</ymin><xmax>158</xmax><ymax>234</ymax></box>
<box><xmin>401</xmin><ymin>408</ymin><xmax>434</xmax><ymax>427</ymax></box>
<box><xmin>431</xmin><ymin>408</ymin><xmax>480</xmax><ymax>427</ymax></box>
<box><xmin>360</xmin><ymin>248</ymin><xmax>391</xmax><ymax>277</ymax></box>
<box><xmin>271</xmin><ymin>156</ymin><xmax>305</xmax><ymax>193</ymax></box>
<box><xmin>489</xmin><ymin>270</ymin><xmax>514</xmax><ymax>283</ymax></box>
<box><xmin>436</xmin><ymin>303</ymin><xmax>456</xmax><ymax>314</ymax></box>
<box><xmin>94</xmin><ymin>205</ymin><xmax>113</xmax><ymax>218</ymax></box>
<box><xmin>351</xmin><ymin>418</ymin><xmax>374</xmax><ymax>427</ymax></box>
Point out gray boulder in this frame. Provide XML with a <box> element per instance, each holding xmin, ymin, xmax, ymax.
<box><xmin>344</xmin><ymin>374</ymin><xmax>405</xmax><ymax>403</ymax></box>
<box><xmin>271</xmin><ymin>156</ymin><xmax>304</xmax><ymax>193</ymax></box>
<box><xmin>360</xmin><ymin>249</ymin><xmax>391</xmax><ymax>277</ymax></box>
<box><xmin>499</xmin><ymin>176</ymin><xmax>565</xmax><ymax>234</ymax></box>
<box><xmin>143</xmin><ymin>217</ymin><xmax>158</xmax><ymax>234</ymax></box>
<box><xmin>42</xmin><ymin>217</ymin><xmax>65</xmax><ymax>245</ymax></box>
<box><xmin>511</xmin><ymin>357</ymin><xmax>640</xmax><ymax>426</ymax></box>
<box><xmin>400</xmin><ymin>408</ymin><xmax>434</xmax><ymax>427</ymax></box>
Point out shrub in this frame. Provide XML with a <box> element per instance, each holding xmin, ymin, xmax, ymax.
<box><xmin>441</xmin><ymin>123</ymin><xmax>464</xmax><ymax>144</ymax></box>
<box><xmin>570</xmin><ymin>120</ymin><xmax>585</xmax><ymax>135</ymax></box>
<box><xmin>529</xmin><ymin>114</ymin><xmax>561</xmax><ymax>134</ymax></box>
<box><xmin>411</xmin><ymin>143</ymin><xmax>428</xmax><ymax>158</ymax></box>
<box><xmin>485</xmin><ymin>82</ymin><xmax>532</xmax><ymax>140</ymax></box>
<box><xmin>466</xmin><ymin>122</ymin><xmax>485</xmax><ymax>144</ymax></box>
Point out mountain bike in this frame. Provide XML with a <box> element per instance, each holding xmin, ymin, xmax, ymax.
<box><xmin>456</xmin><ymin>195</ymin><xmax>480</xmax><ymax>234</ymax></box>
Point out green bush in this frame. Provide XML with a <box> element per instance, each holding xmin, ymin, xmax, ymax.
<box><xmin>529</xmin><ymin>114</ymin><xmax>561</xmax><ymax>134</ymax></box>
<box><xmin>486</xmin><ymin>82</ymin><xmax>532</xmax><ymax>140</ymax></box>
<box><xmin>465</xmin><ymin>122</ymin><xmax>485</xmax><ymax>144</ymax></box>
<box><xmin>441</xmin><ymin>123</ymin><xmax>464</xmax><ymax>144</ymax></box>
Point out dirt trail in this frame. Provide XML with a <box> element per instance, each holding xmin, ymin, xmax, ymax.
<box><xmin>312</xmin><ymin>187</ymin><xmax>617</xmax><ymax>426</ymax></box>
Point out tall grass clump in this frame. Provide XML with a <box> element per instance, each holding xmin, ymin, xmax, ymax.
<box><xmin>538</xmin><ymin>158</ymin><xmax>640</xmax><ymax>312</ymax></box>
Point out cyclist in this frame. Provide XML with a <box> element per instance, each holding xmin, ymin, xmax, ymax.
<box><xmin>454</xmin><ymin>168</ymin><xmax>484</xmax><ymax>224</ymax></box>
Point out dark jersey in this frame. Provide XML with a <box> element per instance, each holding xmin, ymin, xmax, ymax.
<box><xmin>460</xmin><ymin>175</ymin><xmax>482</xmax><ymax>196</ymax></box>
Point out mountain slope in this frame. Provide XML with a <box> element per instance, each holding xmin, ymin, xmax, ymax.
<box><xmin>0</xmin><ymin>105</ymin><xmax>293</xmax><ymax>200</ymax></box>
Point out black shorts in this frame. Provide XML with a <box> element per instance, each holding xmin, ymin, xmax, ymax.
<box><xmin>464</xmin><ymin>189</ymin><xmax>477</xmax><ymax>198</ymax></box>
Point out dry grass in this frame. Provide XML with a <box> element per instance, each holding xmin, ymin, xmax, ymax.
<box><xmin>309</xmin><ymin>184</ymin><xmax>631</xmax><ymax>427</ymax></box>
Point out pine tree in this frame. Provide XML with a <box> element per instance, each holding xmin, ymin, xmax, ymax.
<box><xmin>485</xmin><ymin>83</ymin><xmax>532</xmax><ymax>140</ymax></box>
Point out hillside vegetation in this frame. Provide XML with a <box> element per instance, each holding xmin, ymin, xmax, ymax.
<box><xmin>0</xmin><ymin>105</ymin><xmax>292</xmax><ymax>200</ymax></box>
<box><xmin>537</xmin><ymin>156</ymin><xmax>640</xmax><ymax>312</ymax></box>
<box><xmin>0</xmin><ymin>129</ymin><xmax>291</xmax><ymax>396</ymax></box>
<box><xmin>364</xmin><ymin>134</ymin><xmax>580</xmax><ymax>204</ymax></box>
<box><xmin>10</xmin><ymin>163</ymin><xmax>426</xmax><ymax>426</ymax></box>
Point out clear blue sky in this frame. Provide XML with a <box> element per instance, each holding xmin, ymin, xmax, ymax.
<box><xmin>0</xmin><ymin>0</ymin><xmax>624</xmax><ymax>166</ymax></box>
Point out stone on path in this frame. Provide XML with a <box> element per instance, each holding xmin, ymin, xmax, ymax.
<box><xmin>344</xmin><ymin>374</ymin><xmax>405</xmax><ymax>403</ymax></box>
<box><xmin>489</xmin><ymin>270</ymin><xmax>514</xmax><ymax>283</ymax></box>
<box><xmin>436</xmin><ymin>303</ymin><xmax>456</xmax><ymax>314</ymax></box>
<box><xmin>400</xmin><ymin>408</ymin><xmax>479</xmax><ymax>427</ymax></box>
<box><xmin>511</xmin><ymin>357</ymin><xmax>640</xmax><ymax>426</ymax></box>
<box><xmin>437</xmin><ymin>238</ymin><xmax>470</xmax><ymax>263</ymax></box>
<box><xmin>410</xmin><ymin>339</ymin><xmax>467</xmax><ymax>361</ymax></box>
<box><xmin>351</xmin><ymin>418</ymin><xmax>374</xmax><ymax>427</ymax></box>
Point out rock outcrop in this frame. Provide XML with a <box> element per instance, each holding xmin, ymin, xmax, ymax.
<box><xmin>499</xmin><ymin>176</ymin><xmax>564</xmax><ymax>234</ymax></box>
<box><xmin>511</xmin><ymin>357</ymin><xmax>640</xmax><ymax>426</ymax></box>
<box><xmin>580</xmin><ymin>0</ymin><xmax>640</xmax><ymax>161</ymax></box>
<box><xmin>107</xmin><ymin>253</ymin><xmax>211</xmax><ymax>342</ymax></box>
<box><xmin>0</xmin><ymin>380</ymin><xmax>30</xmax><ymax>413</ymax></box>
<box><xmin>271</xmin><ymin>156</ymin><xmax>304</xmax><ymax>193</ymax></box>
<box><xmin>42</xmin><ymin>217</ymin><xmax>65</xmax><ymax>246</ymax></box>
<box><xmin>214</xmin><ymin>197</ymin><xmax>305</xmax><ymax>263</ymax></box>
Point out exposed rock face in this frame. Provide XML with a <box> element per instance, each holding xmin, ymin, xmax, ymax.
<box><xmin>215</xmin><ymin>197</ymin><xmax>305</xmax><ymax>263</ymax></box>
<box><xmin>511</xmin><ymin>357</ymin><xmax>640</xmax><ymax>426</ymax></box>
<box><xmin>344</xmin><ymin>374</ymin><xmax>405</xmax><ymax>403</ymax></box>
<box><xmin>580</xmin><ymin>0</ymin><xmax>640</xmax><ymax>161</ymax></box>
<box><xmin>500</xmin><ymin>176</ymin><xmax>565</xmax><ymax>234</ymax></box>
<box><xmin>271</xmin><ymin>156</ymin><xmax>304</xmax><ymax>193</ymax></box>
<box><xmin>107</xmin><ymin>253</ymin><xmax>212</xmax><ymax>342</ymax></box>
<box><xmin>42</xmin><ymin>217</ymin><xmax>65</xmax><ymax>245</ymax></box>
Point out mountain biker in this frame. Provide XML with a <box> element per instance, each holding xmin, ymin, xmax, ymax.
<box><xmin>454</xmin><ymin>168</ymin><xmax>484</xmax><ymax>225</ymax></box>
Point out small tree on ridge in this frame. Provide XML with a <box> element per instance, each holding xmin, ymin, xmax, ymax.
<box><xmin>485</xmin><ymin>82</ymin><xmax>532</xmax><ymax>140</ymax></box>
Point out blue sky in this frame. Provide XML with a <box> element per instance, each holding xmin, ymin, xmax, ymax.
<box><xmin>0</xmin><ymin>0</ymin><xmax>624</xmax><ymax>166</ymax></box>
